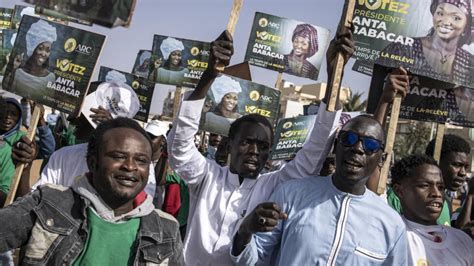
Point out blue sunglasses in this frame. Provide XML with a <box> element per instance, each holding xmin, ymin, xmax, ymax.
<box><xmin>338</xmin><ymin>130</ymin><xmax>384</xmax><ymax>154</ymax></box>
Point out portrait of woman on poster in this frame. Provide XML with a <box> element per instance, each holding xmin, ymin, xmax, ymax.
<box><xmin>282</xmin><ymin>23</ymin><xmax>319</xmax><ymax>79</ymax></box>
<box><xmin>203</xmin><ymin>75</ymin><xmax>242</xmax><ymax>136</ymax></box>
<box><xmin>377</xmin><ymin>0</ymin><xmax>473</xmax><ymax>87</ymax></box>
<box><xmin>149</xmin><ymin>37</ymin><xmax>189</xmax><ymax>85</ymax></box>
<box><xmin>3</xmin><ymin>19</ymin><xmax>57</xmax><ymax>99</ymax></box>
<box><xmin>133</xmin><ymin>51</ymin><xmax>152</xmax><ymax>79</ymax></box>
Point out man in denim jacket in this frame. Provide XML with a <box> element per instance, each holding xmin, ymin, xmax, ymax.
<box><xmin>0</xmin><ymin>118</ymin><xmax>184</xmax><ymax>265</ymax></box>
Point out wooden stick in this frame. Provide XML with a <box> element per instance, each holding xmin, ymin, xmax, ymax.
<box><xmin>327</xmin><ymin>0</ymin><xmax>355</xmax><ymax>111</ymax></box>
<box><xmin>216</xmin><ymin>0</ymin><xmax>244</xmax><ymax>72</ymax></box>
<box><xmin>173</xmin><ymin>86</ymin><xmax>183</xmax><ymax>119</ymax></box>
<box><xmin>275</xmin><ymin>72</ymin><xmax>284</xmax><ymax>90</ymax></box>
<box><xmin>377</xmin><ymin>95</ymin><xmax>402</xmax><ymax>195</ymax></box>
<box><xmin>4</xmin><ymin>106</ymin><xmax>41</xmax><ymax>207</ymax></box>
<box><xmin>433</xmin><ymin>123</ymin><xmax>445</xmax><ymax>163</ymax></box>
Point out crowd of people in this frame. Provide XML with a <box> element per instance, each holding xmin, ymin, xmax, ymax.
<box><xmin>0</xmin><ymin>24</ymin><xmax>473</xmax><ymax>266</ymax></box>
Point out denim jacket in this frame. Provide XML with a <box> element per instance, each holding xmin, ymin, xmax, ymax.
<box><xmin>0</xmin><ymin>184</ymin><xmax>184</xmax><ymax>265</ymax></box>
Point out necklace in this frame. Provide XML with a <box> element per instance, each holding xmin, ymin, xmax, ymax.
<box><xmin>438</xmin><ymin>51</ymin><xmax>454</xmax><ymax>64</ymax></box>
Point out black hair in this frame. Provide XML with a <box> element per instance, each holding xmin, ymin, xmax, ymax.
<box><xmin>228</xmin><ymin>114</ymin><xmax>274</xmax><ymax>144</ymax></box>
<box><xmin>391</xmin><ymin>154</ymin><xmax>439</xmax><ymax>184</ymax></box>
<box><xmin>425</xmin><ymin>134</ymin><xmax>470</xmax><ymax>159</ymax></box>
<box><xmin>340</xmin><ymin>114</ymin><xmax>386</xmax><ymax>144</ymax></box>
<box><xmin>429</xmin><ymin>0</ymin><xmax>472</xmax><ymax>46</ymax></box>
<box><xmin>87</xmin><ymin>117</ymin><xmax>153</xmax><ymax>161</ymax></box>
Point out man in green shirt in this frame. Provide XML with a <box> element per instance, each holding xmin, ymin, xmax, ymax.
<box><xmin>0</xmin><ymin>117</ymin><xmax>183</xmax><ymax>265</ymax></box>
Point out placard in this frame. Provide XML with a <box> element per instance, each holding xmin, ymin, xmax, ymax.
<box><xmin>132</xmin><ymin>49</ymin><xmax>152</xmax><ymax>79</ymax></box>
<box><xmin>1</xmin><ymin>15</ymin><xmax>105</xmax><ymax>113</ymax></box>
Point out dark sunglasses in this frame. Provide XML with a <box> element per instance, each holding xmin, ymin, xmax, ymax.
<box><xmin>338</xmin><ymin>130</ymin><xmax>384</xmax><ymax>154</ymax></box>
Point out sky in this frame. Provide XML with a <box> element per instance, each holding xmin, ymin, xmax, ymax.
<box><xmin>0</xmin><ymin>0</ymin><xmax>373</xmax><ymax>114</ymax></box>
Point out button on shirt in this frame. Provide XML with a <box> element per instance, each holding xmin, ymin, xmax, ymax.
<box><xmin>167</xmin><ymin>96</ymin><xmax>341</xmax><ymax>265</ymax></box>
<box><xmin>232</xmin><ymin>177</ymin><xmax>408</xmax><ymax>265</ymax></box>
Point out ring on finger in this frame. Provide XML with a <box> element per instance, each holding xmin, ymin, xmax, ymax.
<box><xmin>258</xmin><ymin>217</ymin><xmax>266</xmax><ymax>226</ymax></box>
<box><xmin>16</xmin><ymin>142</ymin><xmax>21</xmax><ymax>149</ymax></box>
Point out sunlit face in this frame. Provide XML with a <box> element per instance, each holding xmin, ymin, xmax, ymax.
<box><xmin>433</xmin><ymin>3</ymin><xmax>468</xmax><ymax>41</ymax></box>
<box><xmin>439</xmin><ymin>151</ymin><xmax>470</xmax><ymax>191</ymax></box>
<box><xmin>395</xmin><ymin>164</ymin><xmax>445</xmax><ymax>226</ymax></box>
<box><xmin>169</xmin><ymin>50</ymin><xmax>182</xmax><ymax>66</ymax></box>
<box><xmin>292</xmin><ymin>36</ymin><xmax>310</xmax><ymax>57</ymax></box>
<box><xmin>89</xmin><ymin>128</ymin><xmax>152</xmax><ymax>207</ymax></box>
<box><xmin>32</xmin><ymin>42</ymin><xmax>51</xmax><ymax>66</ymax></box>
<box><xmin>221</xmin><ymin>92</ymin><xmax>238</xmax><ymax>112</ymax></box>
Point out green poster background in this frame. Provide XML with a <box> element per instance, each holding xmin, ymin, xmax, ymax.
<box><xmin>98</xmin><ymin>66</ymin><xmax>154</xmax><ymax>122</ymax></box>
<box><xmin>270</xmin><ymin>115</ymin><xmax>316</xmax><ymax>160</ymax></box>
<box><xmin>151</xmin><ymin>35</ymin><xmax>210</xmax><ymax>88</ymax></box>
<box><xmin>200</xmin><ymin>74</ymin><xmax>281</xmax><ymax>136</ymax></box>
<box><xmin>245</xmin><ymin>12</ymin><xmax>330</xmax><ymax>81</ymax></box>
<box><xmin>2</xmin><ymin>15</ymin><xmax>105</xmax><ymax>114</ymax></box>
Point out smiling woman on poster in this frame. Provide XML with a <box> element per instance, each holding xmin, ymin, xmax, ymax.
<box><xmin>149</xmin><ymin>37</ymin><xmax>189</xmax><ymax>84</ymax></box>
<box><xmin>203</xmin><ymin>75</ymin><xmax>242</xmax><ymax>136</ymax></box>
<box><xmin>283</xmin><ymin>24</ymin><xmax>319</xmax><ymax>79</ymax></box>
<box><xmin>377</xmin><ymin>0</ymin><xmax>472</xmax><ymax>87</ymax></box>
<box><xmin>4</xmin><ymin>19</ymin><xmax>57</xmax><ymax>99</ymax></box>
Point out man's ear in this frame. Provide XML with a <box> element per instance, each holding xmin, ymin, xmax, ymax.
<box><xmin>393</xmin><ymin>183</ymin><xmax>403</xmax><ymax>199</ymax></box>
<box><xmin>87</xmin><ymin>155</ymin><xmax>97</xmax><ymax>174</ymax></box>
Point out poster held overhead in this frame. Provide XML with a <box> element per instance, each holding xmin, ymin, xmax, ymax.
<box><xmin>151</xmin><ymin>35</ymin><xmax>210</xmax><ymax>88</ymax></box>
<box><xmin>1</xmin><ymin>15</ymin><xmax>105</xmax><ymax>114</ymax></box>
<box><xmin>352</xmin><ymin>0</ymin><xmax>473</xmax><ymax>87</ymax></box>
<box><xmin>132</xmin><ymin>50</ymin><xmax>152</xmax><ymax>79</ymax></box>
<box><xmin>245</xmin><ymin>12</ymin><xmax>331</xmax><ymax>81</ymax></box>
<box><xmin>200</xmin><ymin>74</ymin><xmax>280</xmax><ymax>136</ymax></box>
<box><xmin>24</xmin><ymin>0</ymin><xmax>137</xmax><ymax>28</ymax></box>
<box><xmin>97</xmin><ymin>66</ymin><xmax>155</xmax><ymax>122</ymax></box>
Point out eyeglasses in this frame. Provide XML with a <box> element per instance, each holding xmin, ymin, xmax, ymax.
<box><xmin>338</xmin><ymin>130</ymin><xmax>384</xmax><ymax>154</ymax></box>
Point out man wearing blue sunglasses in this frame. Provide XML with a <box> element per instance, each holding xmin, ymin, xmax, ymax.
<box><xmin>231</xmin><ymin>79</ymin><xmax>408</xmax><ymax>265</ymax></box>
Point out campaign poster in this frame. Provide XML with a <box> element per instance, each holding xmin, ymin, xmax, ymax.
<box><xmin>244</xmin><ymin>12</ymin><xmax>331</xmax><ymax>80</ymax></box>
<box><xmin>1</xmin><ymin>15</ymin><xmax>105</xmax><ymax>114</ymax></box>
<box><xmin>200</xmin><ymin>74</ymin><xmax>281</xmax><ymax>136</ymax></box>
<box><xmin>0</xmin><ymin>8</ymin><xmax>14</xmax><ymax>29</ymax></box>
<box><xmin>151</xmin><ymin>35</ymin><xmax>210</xmax><ymax>88</ymax></box>
<box><xmin>352</xmin><ymin>0</ymin><xmax>473</xmax><ymax>87</ymax></box>
<box><xmin>0</xmin><ymin>29</ymin><xmax>17</xmax><ymax>75</ymax></box>
<box><xmin>98</xmin><ymin>66</ymin><xmax>154</xmax><ymax>122</ymax></box>
<box><xmin>367</xmin><ymin>66</ymin><xmax>474</xmax><ymax>127</ymax></box>
<box><xmin>24</xmin><ymin>0</ymin><xmax>137</xmax><ymax>28</ymax></box>
<box><xmin>132</xmin><ymin>50</ymin><xmax>152</xmax><ymax>79</ymax></box>
<box><xmin>270</xmin><ymin>115</ymin><xmax>317</xmax><ymax>160</ymax></box>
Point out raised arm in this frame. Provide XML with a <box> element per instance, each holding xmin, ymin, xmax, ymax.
<box><xmin>367</xmin><ymin>68</ymin><xmax>408</xmax><ymax>192</ymax></box>
<box><xmin>271</xmin><ymin>26</ymin><xmax>354</xmax><ymax>181</ymax></box>
<box><xmin>167</xmin><ymin>31</ymin><xmax>233</xmax><ymax>186</ymax></box>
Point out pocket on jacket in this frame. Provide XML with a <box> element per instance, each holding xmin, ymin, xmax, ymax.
<box><xmin>23</xmin><ymin>222</ymin><xmax>63</xmax><ymax>261</ymax></box>
<box><xmin>354</xmin><ymin>246</ymin><xmax>387</xmax><ymax>262</ymax></box>
<box><xmin>141</xmin><ymin>241</ymin><xmax>175</xmax><ymax>264</ymax></box>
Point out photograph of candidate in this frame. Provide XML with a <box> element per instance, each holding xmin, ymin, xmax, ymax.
<box><xmin>149</xmin><ymin>37</ymin><xmax>189</xmax><ymax>84</ymax></box>
<box><xmin>133</xmin><ymin>50</ymin><xmax>152</xmax><ymax>78</ymax></box>
<box><xmin>3</xmin><ymin>19</ymin><xmax>56</xmax><ymax>99</ymax></box>
<box><xmin>377</xmin><ymin>0</ymin><xmax>472</xmax><ymax>86</ymax></box>
<box><xmin>283</xmin><ymin>23</ymin><xmax>319</xmax><ymax>79</ymax></box>
<box><xmin>202</xmin><ymin>75</ymin><xmax>242</xmax><ymax>136</ymax></box>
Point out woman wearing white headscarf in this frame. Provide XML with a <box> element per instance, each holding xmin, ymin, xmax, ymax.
<box><xmin>133</xmin><ymin>50</ymin><xmax>152</xmax><ymax>78</ymax></box>
<box><xmin>149</xmin><ymin>37</ymin><xmax>189</xmax><ymax>84</ymax></box>
<box><xmin>203</xmin><ymin>75</ymin><xmax>242</xmax><ymax>136</ymax></box>
<box><xmin>5</xmin><ymin>19</ymin><xmax>57</xmax><ymax>98</ymax></box>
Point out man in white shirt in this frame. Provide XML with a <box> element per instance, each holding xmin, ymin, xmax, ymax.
<box><xmin>167</xmin><ymin>29</ymin><xmax>353</xmax><ymax>265</ymax></box>
<box><xmin>391</xmin><ymin>154</ymin><xmax>474</xmax><ymax>265</ymax></box>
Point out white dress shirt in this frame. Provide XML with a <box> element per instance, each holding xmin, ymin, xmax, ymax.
<box><xmin>167</xmin><ymin>96</ymin><xmax>341</xmax><ymax>265</ymax></box>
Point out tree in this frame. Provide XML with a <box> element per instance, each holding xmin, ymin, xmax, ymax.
<box><xmin>343</xmin><ymin>92</ymin><xmax>367</xmax><ymax>112</ymax></box>
<box><xmin>393</xmin><ymin>121</ymin><xmax>431</xmax><ymax>161</ymax></box>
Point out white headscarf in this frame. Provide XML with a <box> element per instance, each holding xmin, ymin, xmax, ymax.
<box><xmin>20</xmin><ymin>7</ymin><xmax>37</xmax><ymax>18</ymax></box>
<box><xmin>139</xmin><ymin>50</ymin><xmax>151</xmax><ymax>65</ymax></box>
<box><xmin>160</xmin><ymin>37</ymin><xmax>184</xmax><ymax>60</ymax></box>
<box><xmin>105</xmin><ymin>70</ymin><xmax>128</xmax><ymax>85</ymax></box>
<box><xmin>26</xmin><ymin>19</ymin><xmax>57</xmax><ymax>57</ymax></box>
<box><xmin>210</xmin><ymin>75</ymin><xmax>242</xmax><ymax>104</ymax></box>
